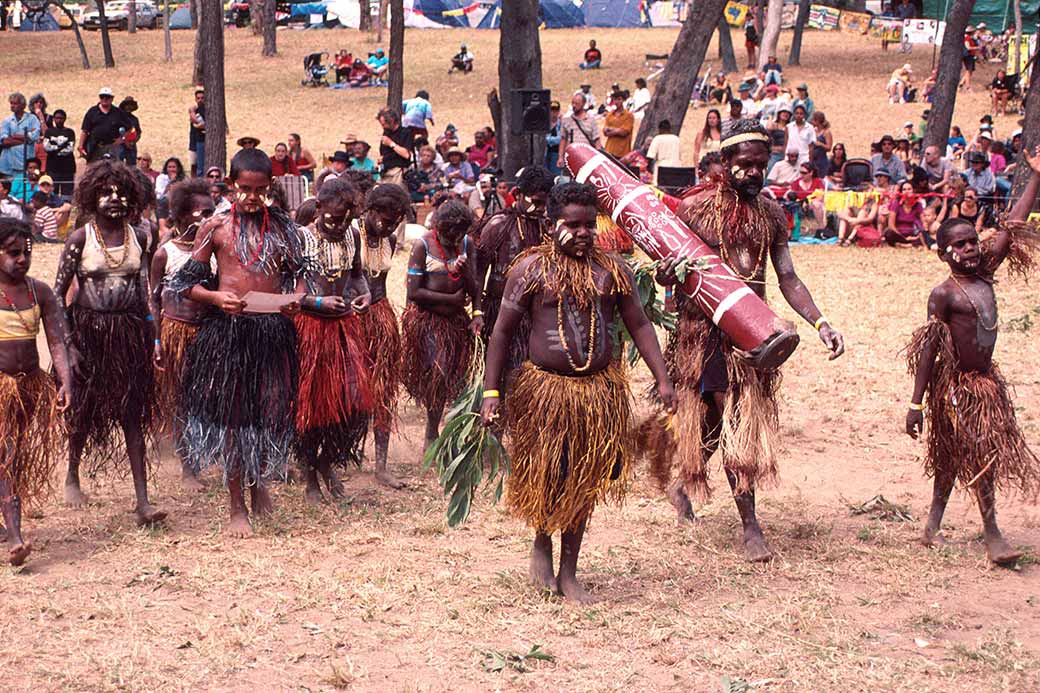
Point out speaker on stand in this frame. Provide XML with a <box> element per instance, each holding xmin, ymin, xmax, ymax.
<box><xmin>510</xmin><ymin>88</ymin><xmax>551</xmax><ymax>169</ymax></box>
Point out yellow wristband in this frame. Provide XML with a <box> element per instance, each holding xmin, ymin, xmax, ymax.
<box><xmin>813</xmin><ymin>316</ymin><xmax>828</xmax><ymax>331</ymax></box>
<box><xmin>908</xmin><ymin>402</ymin><xmax>925</xmax><ymax>411</ymax></box>
<box><xmin>483</xmin><ymin>390</ymin><xmax>500</xmax><ymax>399</ymax></box>
<box><xmin>472</xmin><ymin>310</ymin><xmax>483</xmax><ymax>317</ymax></box>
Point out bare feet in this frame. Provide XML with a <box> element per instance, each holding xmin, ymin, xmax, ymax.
<box><xmin>8</xmin><ymin>541</ymin><xmax>31</xmax><ymax>567</ymax></box>
<box><xmin>376</xmin><ymin>468</ymin><xmax>407</xmax><ymax>490</ymax></box>
<box><xmin>667</xmin><ymin>482</ymin><xmax>696</xmax><ymax>524</ymax></box>
<box><xmin>64</xmin><ymin>481</ymin><xmax>89</xmax><ymax>508</ymax></box>
<box><xmin>304</xmin><ymin>485</ymin><xmax>325</xmax><ymax>506</ymax></box>
<box><xmin>180</xmin><ymin>466</ymin><xmax>205</xmax><ymax>492</ymax></box>
<box><xmin>134</xmin><ymin>504</ymin><xmax>168</xmax><ymax>526</ymax></box>
<box><xmin>743</xmin><ymin>526</ymin><xmax>773</xmax><ymax>563</ymax></box>
<box><xmin>921</xmin><ymin>528</ymin><xmax>949</xmax><ymax>548</ymax></box>
<box><xmin>250</xmin><ymin>484</ymin><xmax>274</xmax><ymax>517</ymax></box>
<box><xmin>529</xmin><ymin>534</ymin><xmax>555</xmax><ymax>591</ymax></box>
<box><xmin>984</xmin><ymin>534</ymin><xmax>1023</xmax><ymax>566</ymax></box>
<box><xmin>320</xmin><ymin>467</ymin><xmax>348</xmax><ymax>499</ymax></box>
<box><xmin>556</xmin><ymin>574</ymin><xmax>596</xmax><ymax>604</ymax></box>
<box><xmin>226</xmin><ymin>512</ymin><xmax>253</xmax><ymax>539</ymax></box>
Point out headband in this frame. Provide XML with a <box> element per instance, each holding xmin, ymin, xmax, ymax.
<box><xmin>720</xmin><ymin>132</ymin><xmax>770</xmax><ymax>149</ymax></box>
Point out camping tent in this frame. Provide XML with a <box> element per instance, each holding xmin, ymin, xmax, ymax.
<box><xmin>922</xmin><ymin>0</ymin><xmax>1039</xmax><ymax>33</ymax></box>
<box><xmin>583</xmin><ymin>0</ymin><xmax>646</xmax><ymax>27</ymax></box>
<box><xmin>169</xmin><ymin>6</ymin><xmax>192</xmax><ymax>29</ymax></box>
<box><xmin>477</xmin><ymin>0</ymin><xmax>584</xmax><ymax>29</ymax></box>
<box><xmin>20</xmin><ymin>7</ymin><xmax>60</xmax><ymax>31</ymax></box>
<box><xmin>405</xmin><ymin>0</ymin><xmax>479</xmax><ymax>28</ymax></box>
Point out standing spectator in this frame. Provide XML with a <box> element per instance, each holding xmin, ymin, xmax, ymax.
<box><xmin>402</xmin><ymin>90</ymin><xmax>435</xmax><ymax>141</ymax></box>
<box><xmin>117</xmin><ymin>96</ymin><xmax>141</xmax><ymax>166</ymax></box>
<box><xmin>785</xmin><ymin>104</ymin><xmax>815</xmax><ymax>165</ymax></box>
<box><xmin>28</xmin><ymin>93</ymin><xmax>51</xmax><ymax>169</ymax></box>
<box><xmin>287</xmin><ymin>133</ymin><xmax>316</xmax><ymax>182</ymax></box>
<box><xmin>41</xmin><ymin>108</ymin><xmax>75</xmax><ymax>198</ymax></box>
<box><xmin>155</xmin><ymin>157</ymin><xmax>186</xmax><ymax>200</ymax></box>
<box><xmin>602</xmin><ymin>92</ymin><xmax>634</xmax><ymax>158</ymax></box>
<box><xmin>646</xmin><ymin>120</ymin><xmax>681</xmax><ymax>185</ymax></box>
<box><xmin>630</xmin><ymin>77</ymin><xmax>651</xmax><ymax>121</ymax></box>
<box><xmin>960</xmin><ymin>26</ymin><xmax>980</xmax><ymax>91</ymax></box>
<box><xmin>809</xmin><ymin>111</ymin><xmax>832</xmax><ymax>177</ymax></box>
<box><xmin>762</xmin><ymin>55</ymin><xmax>783</xmax><ymax>86</ymax></box>
<box><xmin>377</xmin><ymin>107</ymin><xmax>412</xmax><ymax>187</ymax></box>
<box><xmin>270</xmin><ymin>142</ymin><xmax>299</xmax><ymax>177</ymax></box>
<box><xmin>573</xmin><ymin>84</ymin><xmax>597</xmax><ymax>111</ymax></box>
<box><xmin>0</xmin><ymin>92</ymin><xmax>40</xmax><ymax>182</ymax></box>
<box><xmin>870</xmin><ymin>134</ymin><xmax>908</xmax><ymax>182</ymax></box>
<box><xmin>188</xmin><ymin>88</ymin><xmax>206</xmax><ymax>176</ymax></box>
<box><xmin>545</xmin><ymin>101</ymin><xmax>562</xmax><ymax>176</ymax></box>
<box><xmin>766</xmin><ymin>105</ymin><xmax>791</xmax><ymax>175</ymax></box>
<box><xmin>921</xmin><ymin>144</ymin><xmax>953</xmax><ymax>191</ymax></box>
<box><xmin>693</xmin><ymin>108</ymin><xmax>722</xmax><ymax>166</ymax></box>
<box><xmin>580</xmin><ymin>39</ymin><xmax>602</xmax><ymax>69</ymax></box>
<box><xmin>557</xmin><ymin>93</ymin><xmax>599</xmax><ymax>170</ymax></box>
<box><xmin>466</xmin><ymin>128</ymin><xmax>495</xmax><ymax>171</ymax></box>
<box><xmin>792</xmin><ymin>84</ymin><xmax>814</xmax><ymax>117</ymax></box>
<box><xmin>744</xmin><ymin>17</ymin><xmax>759</xmax><ymax>69</ymax></box>
<box><xmin>342</xmin><ymin>135</ymin><xmax>378</xmax><ymax>176</ymax></box>
<box><xmin>722</xmin><ymin>99</ymin><xmax>744</xmax><ymax>131</ymax></box>
<box><xmin>79</xmin><ymin>87</ymin><xmax>128</xmax><ymax>162</ymax></box>
<box><xmin>136</xmin><ymin>153</ymin><xmax>159</xmax><ymax>184</ymax></box>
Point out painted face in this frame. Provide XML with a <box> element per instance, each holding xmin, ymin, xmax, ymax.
<box><xmin>0</xmin><ymin>235</ymin><xmax>31</xmax><ymax>281</ymax></box>
<box><xmin>726</xmin><ymin>142</ymin><xmax>769</xmax><ymax>199</ymax></box>
<box><xmin>317</xmin><ymin>195</ymin><xmax>355</xmax><ymax>233</ymax></box>
<box><xmin>180</xmin><ymin>193</ymin><xmax>216</xmax><ymax>234</ymax></box>
<box><xmin>554</xmin><ymin>203</ymin><xmax>597</xmax><ymax>258</ymax></box>
<box><xmin>370</xmin><ymin>207</ymin><xmax>404</xmax><ymax>237</ymax></box>
<box><xmin>941</xmin><ymin>223</ymin><xmax>981</xmax><ymax>273</ymax></box>
<box><xmin>517</xmin><ymin>191</ymin><xmax>548</xmax><ymax>217</ymax></box>
<box><xmin>232</xmin><ymin>169</ymin><xmax>272</xmax><ymax>214</ymax></box>
<box><xmin>97</xmin><ymin>183</ymin><xmax>129</xmax><ymax>220</ymax></box>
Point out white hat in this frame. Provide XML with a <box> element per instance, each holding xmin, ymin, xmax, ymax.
<box><xmin>98</xmin><ymin>87</ymin><xmax>114</xmax><ymax>97</ymax></box>
<box><xmin>979</xmin><ymin>131</ymin><xmax>993</xmax><ymax>140</ymax></box>
<box><xmin>1012</xmin><ymin>128</ymin><xmax>1023</xmax><ymax>137</ymax></box>
<box><xmin>903</xmin><ymin>121</ymin><xmax>913</xmax><ymax>128</ymax></box>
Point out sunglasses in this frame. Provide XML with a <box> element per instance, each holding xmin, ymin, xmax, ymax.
<box><xmin>207</xmin><ymin>172</ymin><xmax>222</xmax><ymax>179</ymax></box>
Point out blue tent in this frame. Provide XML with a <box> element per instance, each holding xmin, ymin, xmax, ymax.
<box><xmin>407</xmin><ymin>0</ymin><xmax>471</xmax><ymax>27</ymax></box>
<box><xmin>478</xmin><ymin>0</ymin><xmax>584</xmax><ymax>29</ymax></box>
<box><xmin>583</xmin><ymin>0</ymin><xmax>648</xmax><ymax>27</ymax></box>
<box><xmin>169</xmin><ymin>6</ymin><xmax>193</xmax><ymax>29</ymax></box>
<box><xmin>20</xmin><ymin>8</ymin><xmax>60</xmax><ymax>31</ymax></box>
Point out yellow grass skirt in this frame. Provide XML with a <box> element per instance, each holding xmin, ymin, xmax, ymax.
<box><xmin>506</xmin><ymin>362</ymin><xmax>632</xmax><ymax>534</ymax></box>
<box><xmin>0</xmin><ymin>369</ymin><xmax>62</xmax><ymax>507</ymax></box>
<box><xmin>155</xmin><ymin>318</ymin><xmax>199</xmax><ymax>434</ymax></box>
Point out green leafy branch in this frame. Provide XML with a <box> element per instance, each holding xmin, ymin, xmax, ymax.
<box><xmin>480</xmin><ymin>645</ymin><xmax>555</xmax><ymax>673</ymax></box>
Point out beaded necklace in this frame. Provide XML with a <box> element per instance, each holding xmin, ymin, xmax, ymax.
<box><xmin>556</xmin><ymin>297</ymin><xmax>598</xmax><ymax>372</ymax></box>
<box><xmin>92</xmin><ymin>222</ymin><xmax>132</xmax><ymax>269</ymax></box>
<box><xmin>713</xmin><ymin>187</ymin><xmax>770</xmax><ymax>282</ymax></box>
<box><xmin>431</xmin><ymin>231</ymin><xmax>462</xmax><ymax>281</ymax></box>
<box><xmin>951</xmin><ymin>273</ymin><xmax>997</xmax><ymax>332</ymax></box>
<box><xmin>358</xmin><ymin>219</ymin><xmax>391</xmax><ymax>278</ymax></box>
<box><xmin>313</xmin><ymin>222</ymin><xmax>355</xmax><ymax>281</ymax></box>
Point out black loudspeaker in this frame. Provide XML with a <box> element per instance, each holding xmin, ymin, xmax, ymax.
<box><xmin>656</xmin><ymin>166</ymin><xmax>698</xmax><ymax>193</ymax></box>
<box><xmin>510</xmin><ymin>89</ymin><xmax>551</xmax><ymax>134</ymax></box>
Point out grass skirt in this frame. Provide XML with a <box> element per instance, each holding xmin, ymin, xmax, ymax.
<box><xmin>506</xmin><ymin>362</ymin><xmax>632</xmax><ymax>534</ymax></box>
<box><xmin>177</xmin><ymin>311</ymin><xmax>298</xmax><ymax>486</ymax></box>
<box><xmin>638</xmin><ymin>307</ymin><xmax>780</xmax><ymax>500</ymax></box>
<box><xmin>400</xmin><ymin>304</ymin><xmax>472</xmax><ymax>411</ymax></box>
<box><xmin>0</xmin><ymin>369</ymin><xmax>61</xmax><ymax>508</ymax></box>
<box><xmin>906</xmin><ymin>320</ymin><xmax>1039</xmax><ymax>495</ymax></box>
<box><xmin>155</xmin><ymin>319</ymin><xmax>198</xmax><ymax>435</ymax></box>
<box><xmin>66</xmin><ymin>304</ymin><xmax>155</xmax><ymax>473</ymax></box>
<box><xmin>360</xmin><ymin>299</ymin><xmax>401</xmax><ymax>434</ymax></box>
<box><xmin>294</xmin><ymin>312</ymin><xmax>373</xmax><ymax>470</ymax></box>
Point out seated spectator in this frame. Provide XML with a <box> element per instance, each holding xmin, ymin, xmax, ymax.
<box><xmin>948</xmin><ymin>125</ymin><xmax>967</xmax><ymax>158</ymax></box>
<box><xmin>442</xmin><ymin>147</ymin><xmax>477</xmax><ymax>196</ymax></box>
<box><xmin>825</xmin><ymin>169</ymin><xmax>843</xmax><ymax>191</ymax></box>
<box><xmin>315</xmin><ymin>150</ymin><xmax>351</xmax><ymax>191</ymax></box>
<box><xmin>436</xmin><ymin>124</ymin><xmax>459</xmax><ymax>159</ymax></box>
<box><xmin>792</xmin><ymin>83</ymin><xmax>814</xmax><ymax>117</ymax></box>
<box><xmin>920</xmin><ymin>196</ymin><xmax>947</xmax><ymax>251</ymax></box>
<box><xmin>723</xmin><ymin>99</ymin><xmax>744</xmax><ymax>132</ymax></box>
<box><xmin>347</xmin><ymin>138</ymin><xmax>378</xmax><ymax>177</ymax></box>
<box><xmin>768</xmin><ymin>148</ymin><xmax>801</xmax><ymax>186</ymax></box>
<box><xmin>989</xmin><ymin>140</ymin><xmax>1008</xmax><ymax>175</ymax></box>
<box><xmin>469</xmin><ymin>174</ymin><xmax>510</xmax><ymax>218</ymax></box>
<box><xmin>885</xmin><ymin>181</ymin><xmax>926</xmax><ymax>247</ymax></box>
<box><xmin>155</xmin><ymin>157</ymin><xmax>186</xmax><ymax>200</ymax></box>
<box><xmin>870</xmin><ymin>135</ymin><xmax>907</xmax><ymax>182</ymax></box>
<box><xmin>466</xmin><ymin>130</ymin><xmax>495</xmax><ymax>172</ymax></box>
<box><xmin>271</xmin><ymin>142</ymin><xmax>300</xmax><ymax>177</ymax></box>
<box><xmin>894</xmin><ymin>136</ymin><xmax>913</xmax><ymax>166</ymax></box>
<box><xmin>334</xmin><ymin>49</ymin><xmax>353</xmax><ymax>84</ymax></box>
<box><xmin>990</xmin><ymin>69</ymin><xmax>1012</xmax><ymax>115</ymax></box>
<box><xmin>34</xmin><ymin>175</ymin><xmax>62</xmax><ymax>208</ymax></box>
<box><xmin>580</xmin><ymin>39</ymin><xmax>602</xmax><ymax>70</ymax></box>
<box><xmin>646</xmin><ymin>119</ymin><xmax>682</xmax><ymax>186</ymax></box>
<box><xmin>828</xmin><ymin>142</ymin><xmax>847</xmax><ymax>177</ymax></box>
<box><xmin>836</xmin><ymin>194</ymin><xmax>878</xmax><ymax>247</ymax></box>
<box><xmin>367</xmin><ymin>48</ymin><xmax>389</xmax><ymax>78</ymax></box>
<box><xmin>951</xmin><ymin>186</ymin><xmax>988</xmax><ymax>234</ymax></box>
<box><xmin>709</xmin><ymin>72</ymin><xmax>731</xmax><ymax>105</ymax></box>
<box><xmin>786</xmin><ymin>162</ymin><xmax>826</xmax><ymax>231</ymax></box>
<box><xmin>0</xmin><ymin>178</ymin><xmax>30</xmax><ymax>223</ymax></box>
<box><xmin>762</xmin><ymin>55</ymin><xmax>783</xmax><ymax>85</ymax></box>
<box><xmin>873</xmin><ymin>169</ymin><xmax>893</xmax><ymax>194</ymax></box>
<box><xmin>758</xmin><ymin>84</ymin><xmax>782</xmax><ymax>125</ymax></box>
<box><xmin>410</xmin><ymin>145</ymin><xmax>446</xmax><ymax>203</ymax></box>
<box><xmin>10</xmin><ymin>157</ymin><xmax>42</xmax><ymax>202</ymax></box>
<box><xmin>736</xmin><ymin>82</ymin><xmax>758</xmax><ymax>119</ymax></box>
<box><xmin>887</xmin><ymin>64</ymin><xmax>913</xmax><ymax>104</ymax></box>
<box><xmin>449</xmin><ymin>44</ymin><xmax>474</xmax><ymax>74</ymax></box>
<box><xmin>963</xmin><ymin>151</ymin><xmax>996</xmax><ymax>197</ymax></box>
<box><xmin>136</xmin><ymin>153</ymin><xmax>159</xmax><ymax>184</ymax></box>
<box><xmin>922</xmin><ymin>69</ymin><xmax>938</xmax><ymax>102</ymax></box>
<box><xmin>921</xmin><ymin>145</ymin><xmax>953</xmax><ymax>191</ymax></box>
<box><xmin>30</xmin><ymin>191</ymin><xmax>60</xmax><ymax>242</ymax></box>
<box><xmin>349</xmin><ymin>58</ymin><xmax>375</xmax><ymax>87</ymax></box>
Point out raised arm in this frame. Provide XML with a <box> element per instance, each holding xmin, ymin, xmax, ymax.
<box><xmin>985</xmin><ymin>147</ymin><xmax>1040</xmax><ymax>272</ymax></box>
<box><xmin>771</xmin><ymin>233</ymin><xmax>844</xmax><ymax>359</ymax></box>
<box><xmin>906</xmin><ymin>287</ymin><xmax>950</xmax><ymax>438</ymax></box>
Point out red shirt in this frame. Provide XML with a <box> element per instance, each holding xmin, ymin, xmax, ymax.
<box><xmin>789</xmin><ymin>177</ymin><xmax>824</xmax><ymax>199</ymax></box>
<box><xmin>271</xmin><ymin>156</ymin><xmax>299</xmax><ymax>176</ymax></box>
<box><xmin>467</xmin><ymin>142</ymin><xmax>494</xmax><ymax>170</ymax></box>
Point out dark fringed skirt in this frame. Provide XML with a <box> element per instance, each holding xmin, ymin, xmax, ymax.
<box><xmin>360</xmin><ymin>299</ymin><xmax>401</xmax><ymax>434</ymax></box>
<box><xmin>177</xmin><ymin>311</ymin><xmax>298</xmax><ymax>487</ymax></box>
<box><xmin>66</xmin><ymin>304</ymin><xmax>155</xmax><ymax>474</ymax></box>
<box><xmin>294</xmin><ymin>312</ymin><xmax>373</xmax><ymax>470</ymax></box>
<box><xmin>400</xmin><ymin>304</ymin><xmax>472</xmax><ymax>411</ymax></box>
<box><xmin>155</xmin><ymin>318</ymin><xmax>199</xmax><ymax>435</ymax></box>
<box><xmin>506</xmin><ymin>362</ymin><xmax>632</xmax><ymax>534</ymax></box>
<box><xmin>907</xmin><ymin>320</ymin><xmax>1039</xmax><ymax>495</ymax></box>
<box><xmin>0</xmin><ymin>369</ymin><xmax>62</xmax><ymax>508</ymax></box>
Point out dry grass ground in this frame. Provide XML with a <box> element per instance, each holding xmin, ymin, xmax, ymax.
<box><xmin>2</xmin><ymin>25</ymin><xmax>1038</xmax><ymax>692</ymax></box>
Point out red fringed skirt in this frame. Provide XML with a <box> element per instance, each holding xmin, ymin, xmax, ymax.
<box><xmin>359</xmin><ymin>298</ymin><xmax>401</xmax><ymax>434</ymax></box>
<box><xmin>400</xmin><ymin>304</ymin><xmax>472</xmax><ymax>411</ymax></box>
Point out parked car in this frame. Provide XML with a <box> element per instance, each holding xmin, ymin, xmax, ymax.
<box><xmin>82</xmin><ymin>1</ymin><xmax>160</xmax><ymax>30</ymax></box>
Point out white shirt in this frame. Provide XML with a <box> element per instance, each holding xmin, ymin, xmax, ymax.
<box><xmin>740</xmin><ymin>98</ymin><xmax>758</xmax><ymax>119</ymax></box>
<box><xmin>786</xmin><ymin>121</ymin><xmax>816</xmax><ymax>164</ymax></box>
<box><xmin>630</xmin><ymin>87</ymin><xmax>652</xmax><ymax>118</ymax></box>
<box><xmin>647</xmin><ymin>133</ymin><xmax>682</xmax><ymax>185</ymax></box>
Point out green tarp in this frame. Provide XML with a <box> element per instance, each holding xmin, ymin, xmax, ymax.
<box><xmin>922</xmin><ymin>0</ymin><xmax>1039</xmax><ymax>34</ymax></box>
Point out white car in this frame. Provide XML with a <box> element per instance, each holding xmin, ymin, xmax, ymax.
<box><xmin>82</xmin><ymin>1</ymin><xmax>160</xmax><ymax>30</ymax></box>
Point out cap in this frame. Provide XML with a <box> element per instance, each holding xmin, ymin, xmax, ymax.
<box><xmin>38</xmin><ymin>174</ymin><xmax>54</xmax><ymax>185</ymax></box>
<box><xmin>1012</xmin><ymin>128</ymin><xmax>1023</xmax><ymax>137</ymax></box>
<box><xmin>874</xmin><ymin>169</ymin><xmax>892</xmax><ymax>179</ymax></box>
<box><xmin>902</xmin><ymin>63</ymin><xmax>912</xmax><ymax>71</ymax></box>
<box><xmin>980</xmin><ymin>114</ymin><xmax>993</xmax><ymax>122</ymax></box>
<box><xmin>98</xmin><ymin>87</ymin><xmax>114</xmax><ymax>97</ymax></box>
<box><xmin>738</xmin><ymin>82</ymin><xmax>752</xmax><ymax>91</ymax></box>
<box><xmin>205</xmin><ymin>166</ymin><xmax>224</xmax><ymax>177</ymax></box>
<box><xmin>330</xmin><ymin>150</ymin><xmax>351</xmax><ymax>164</ymax></box>
<box><xmin>967</xmin><ymin>151</ymin><xmax>989</xmax><ymax>164</ymax></box>
<box><xmin>796</xmin><ymin>82</ymin><xmax>808</xmax><ymax>91</ymax></box>
<box><xmin>903</xmin><ymin>121</ymin><xmax>913</xmax><ymax>127</ymax></box>
<box><xmin>777</xmin><ymin>103</ymin><xmax>793</xmax><ymax>113</ymax></box>
<box><xmin>979</xmin><ymin>131</ymin><xmax>993</xmax><ymax>140</ymax></box>
<box><xmin>550</xmin><ymin>100</ymin><xmax>561</xmax><ymax>110</ymax></box>
<box><xmin>765</xmin><ymin>84</ymin><xmax>779</xmax><ymax>94</ymax></box>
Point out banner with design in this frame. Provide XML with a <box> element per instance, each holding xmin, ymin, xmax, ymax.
<box><xmin>868</xmin><ymin>18</ymin><xmax>904</xmax><ymax>42</ymax></box>
<box><xmin>724</xmin><ymin>1</ymin><xmax>749</xmax><ymax>27</ymax></box>
<box><xmin>839</xmin><ymin>10</ymin><xmax>871</xmax><ymax>35</ymax></box>
<box><xmin>902</xmin><ymin>19</ymin><xmax>944</xmax><ymax>45</ymax></box>
<box><xmin>808</xmin><ymin>4</ymin><xmax>839</xmax><ymax>30</ymax></box>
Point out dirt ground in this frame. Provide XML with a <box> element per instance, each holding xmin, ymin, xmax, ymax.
<box><xmin>2</xmin><ymin>24</ymin><xmax>1039</xmax><ymax>693</ymax></box>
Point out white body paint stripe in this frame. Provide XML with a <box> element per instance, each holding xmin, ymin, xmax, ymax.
<box><xmin>611</xmin><ymin>186</ymin><xmax>650</xmax><ymax>223</ymax></box>
<box><xmin>574</xmin><ymin>153</ymin><xmax>608</xmax><ymax>184</ymax></box>
<box><xmin>712</xmin><ymin>286</ymin><xmax>753</xmax><ymax>324</ymax></box>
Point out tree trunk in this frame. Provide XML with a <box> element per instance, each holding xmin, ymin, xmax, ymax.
<box><xmin>498</xmin><ymin>0</ymin><xmax>544</xmax><ymax>178</ymax></box>
<box><xmin>97</xmin><ymin>1</ymin><xmax>116</xmax><ymax>68</ymax></box>
<box><xmin>635</xmin><ymin>0</ymin><xmax>730</xmax><ymax>147</ymax></box>
<box><xmin>201</xmin><ymin>0</ymin><xmax>228</xmax><ymax>175</ymax></box>
<box><xmin>250</xmin><ymin>0</ymin><xmax>263</xmax><ymax>35</ymax></box>
<box><xmin>1011</xmin><ymin>46</ymin><xmax>1040</xmax><ymax>203</ymax></box>
<box><xmin>387</xmin><ymin>0</ymin><xmax>404</xmax><ymax>110</ymax></box>
<box><xmin>487</xmin><ymin>89</ymin><xmax>502</xmax><ymax>146</ymax></box>
<box><xmin>193</xmin><ymin>20</ymin><xmax>205</xmax><ymax>85</ymax></box>
<box><xmin>41</xmin><ymin>1</ymin><xmax>90</xmax><ymax>68</ymax></box>
<box><xmin>922</xmin><ymin>0</ymin><xmax>976</xmax><ymax>155</ymax></box>
<box><xmin>788</xmin><ymin>0</ymin><xmax>811</xmax><ymax>65</ymax></box>
<box><xmin>164</xmin><ymin>0</ymin><xmax>172</xmax><ymax>61</ymax></box>
<box><xmin>359</xmin><ymin>0</ymin><xmax>371</xmax><ymax>31</ymax></box>
<box><xmin>717</xmin><ymin>18</ymin><xmax>738</xmax><ymax>74</ymax></box>
<box><xmin>189</xmin><ymin>0</ymin><xmax>197</xmax><ymax>29</ymax></box>
<box><xmin>757</xmin><ymin>0</ymin><xmax>782</xmax><ymax>72</ymax></box>
<box><xmin>262</xmin><ymin>0</ymin><xmax>277</xmax><ymax>56</ymax></box>
<box><xmin>1013</xmin><ymin>0</ymin><xmax>1023</xmax><ymax>77</ymax></box>
<box><xmin>128</xmin><ymin>0</ymin><xmax>136</xmax><ymax>32</ymax></box>
<box><xmin>376</xmin><ymin>0</ymin><xmax>388</xmax><ymax>42</ymax></box>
